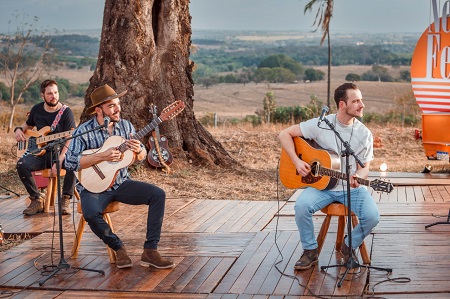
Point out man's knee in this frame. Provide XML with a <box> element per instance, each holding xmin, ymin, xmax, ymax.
<box><xmin>294</xmin><ymin>199</ymin><xmax>312</xmax><ymax>217</ymax></box>
<box><xmin>83</xmin><ymin>212</ymin><xmax>100</xmax><ymax>224</ymax></box>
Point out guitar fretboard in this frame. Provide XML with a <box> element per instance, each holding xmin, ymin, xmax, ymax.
<box><xmin>117</xmin><ymin>118</ymin><xmax>162</xmax><ymax>153</ymax></box>
<box><xmin>317</xmin><ymin>165</ymin><xmax>370</xmax><ymax>186</ymax></box>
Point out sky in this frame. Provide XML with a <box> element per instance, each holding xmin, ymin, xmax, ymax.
<box><xmin>0</xmin><ymin>0</ymin><xmax>436</xmax><ymax>35</ymax></box>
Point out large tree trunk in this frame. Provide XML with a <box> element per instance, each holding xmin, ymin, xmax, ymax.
<box><xmin>81</xmin><ymin>0</ymin><xmax>236</xmax><ymax>167</ymax></box>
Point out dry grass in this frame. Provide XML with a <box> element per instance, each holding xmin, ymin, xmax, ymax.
<box><xmin>1</xmin><ymin>121</ymin><xmax>448</xmax><ymax>202</ymax></box>
<box><xmin>0</xmin><ymin>65</ymin><xmax>447</xmax><ymax>202</ymax></box>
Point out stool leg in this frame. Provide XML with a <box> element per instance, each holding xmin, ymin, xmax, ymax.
<box><xmin>316</xmin><ymin>215</ymin><xmax>331</xmax><ymax>255</ymax></box>
<box><xmin>104</xmin><ymin>214</ymin><xmax>117</xmax><ymax>264</ymax></box>
<box><xmin>71</xmin><ymin>217</ymin><xmax>86</xmax><ymax>259</ymax></box>
<box><xmin>74</xmin><ymin>189</ymin><xmax>81</xmax><ymax>201</ymax></box>
<box><xmin>336</xmin><ymin>215</ymin><xmax>346</xmax><ymax>252</ymax></box>
<box><xmin>351</xmin><ymin>215</ymin><xmax>371</xmax><ymax>264</ymax></box>
<box><xmin>44</xmin><ymin>178</ymin><xmax>54</xmax><ymax>213</ymax></box>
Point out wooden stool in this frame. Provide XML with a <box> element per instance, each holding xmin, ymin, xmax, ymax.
<box><xmin>316</xmin><ymin>202</ymin><xmax>371</xmax><ymax>264</ymax></box>
<box><xmin>41</xmin><ymin>169</ymin><xmax>66</xmax><ymax>213</ymax></box>
<box><xmin>71</xmin><ymin>190</ymin><xmax>120</xmax><ymax>263</ymax></box>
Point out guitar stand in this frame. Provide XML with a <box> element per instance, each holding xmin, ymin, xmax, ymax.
<box><xmin>38</xmin><ymin>134</ymin><xmax>105</xmax><ymax>286</ymax></box>
<box><xmin>425</xmin><ymin>208</ymin><xmax>450</xmax><ymax>228</ymax></box>
<box><xmin>319</xmin><ymin>115</ymin><xmax>392</xmax><ymax>287</ymax></box>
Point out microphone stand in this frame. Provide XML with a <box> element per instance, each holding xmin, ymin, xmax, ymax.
<box><xmin>37</xmin><ymin>123</ymin><xmax>107</xmax><ymax>286</ymax></box>
<box><xmin>318</xmin><ymin>116</ymin><xmax>392</xmax><ymax>287</ymax></box>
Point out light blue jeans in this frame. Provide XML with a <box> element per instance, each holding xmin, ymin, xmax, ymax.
<box><xmin>294</xmin><ymin>187</ymin><xmax>379</xmax><ymax>251</ymax></box>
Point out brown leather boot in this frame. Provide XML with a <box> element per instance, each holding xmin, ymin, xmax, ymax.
<box><xmin>61</xmin><ymin>195</ymin><xmax>71</xmax><ymax>215</ymax></box>
<box><xmin>140</xmin><ymin>249</ymin><xmax>174</xmax><ymax>269</ymax></box>
<box><xmin>115</xmin><ymin>246</ymin><xmax>133</xmax><ymax>268</ymax></box>
<box><xmin>23</xmin><ymin>197</ymin><xmax>44</xmax><ymax>216</ymax></box>
<box><xmin>294</xmin><ymin>248</ymin><xmax>318</xmax><ymax>270</ymax></box>
<box><xmin>340</xmin><ymin>241</ymin><xmax>360</xmax><ymax>266</ymax></box>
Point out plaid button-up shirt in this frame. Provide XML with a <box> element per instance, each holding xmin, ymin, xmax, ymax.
<box><xmin>65</xmin><ymin>117</ymin><xmax>141</xmax><ymax>191</ymax></box>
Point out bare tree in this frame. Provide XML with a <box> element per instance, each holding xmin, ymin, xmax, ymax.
<box><xmin>263</xmin><ymin>91</ymin><xmax>276</xmax><ymax>123</ymax></box>
<box><xmin>81</xmin><ymin>0</ymin><xmax>236</xmax><ymax>167</ymax></box>
<box><xmin>0</xmin><ymin>15</ymin><xmax>51</xmax><ymax>132</ymax></box>
<box><xmin>304</xmin><ymin>0</ymin><xmax>334</xmax><ymax>109</ymax></box>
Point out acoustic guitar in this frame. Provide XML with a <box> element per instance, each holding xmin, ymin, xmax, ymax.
<box><xmin>16</xmin><ymin>126</ymin><xmax>75</xmax><ymax>157</ymax></box>
<box><xmin>75</xmin><ymin>100</ymin><xmax>185</xmax><ymax>193</ymax></box>
<box><xmin>279</xmin><ymin>137</ymin><xmax>394</xmax><ymax>193</ymax></box>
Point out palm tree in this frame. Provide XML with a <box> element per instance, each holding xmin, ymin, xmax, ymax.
<box><xmin>304</xmin><ymin>0</ymin><xmax>334</xmax><ymax>109</ymax></box>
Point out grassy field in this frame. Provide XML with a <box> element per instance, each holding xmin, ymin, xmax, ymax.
<box><xmin>1</xmin><ymin>65</ymin><xmax>446</xmax><ymax>201</ymax></box>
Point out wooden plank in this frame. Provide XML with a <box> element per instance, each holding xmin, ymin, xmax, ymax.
<box><xmin>203</xmin><ymin>202</ymin><xmax>249</xmax><ymax>233</ymax></box>
<box><xmin>3</xmin><ymin>182</ymin><xmax>450</xmax><ymax>298</ymax></box>
<box><xmin>182</xmin><ymin>257</ymin><xmax>224</xmax><ymax>293</ymax></box>
<box><xmin>153</xmin><ymin>256</ymin><xmax>198</xmax><ymax>292</ymax></box>
<box><xmin>243</xmin><ymin>231</ymin><xmax>291</xmax><ymax>294</ymax></box>
<box><xmin>58</xmin><ymin>291</ymin><xmax>208</xmax><ymax>298</ymax></box>
<box><xmin>229</xmin><ymin>201</ymin><xmax>279</xmax><ymax>232</ymax></box>
<box><xmin>171</xmin><ymin>257</ymin><xmax>211</xmax><ymax>293</ymax></box>
<box><xmin>194</xmin><ymin>201</ymin><xmax>243</xmax><ymax>233</ymax></box>
<box><xmin>257</xmin><ymin>231</ymin><xmax>297</xmax><ymax>295</ymax></box>
<box><xmin>134</xmin><ymin>256</ymin><xmax>185</xmax><ymax>291</ymax></box>
<box><xmin>214</xmin><ymin>232</ymin><xmax>269</xmax><ymax>293</ymax></box>
<box><xmin>187</xmin><ymin>200</ymin><xmax>231</xmax><ymax>232</ymax></box>
<box><xmin>196</xmin><ymin>258</ymin><xmax>236</xmax><ymax>294</ymax></box>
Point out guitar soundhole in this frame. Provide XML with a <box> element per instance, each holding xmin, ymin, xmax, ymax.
<box><xmin>310</xmin><ymin>162</ymin><xmax>320</xmax><ymax>177</ymax></box>
<box><xmin>301</xmin><ymin>162</ymin><xmax>322</xmax><ymax>184</ymax></box>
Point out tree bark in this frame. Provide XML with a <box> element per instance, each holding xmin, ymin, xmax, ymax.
<box><xmin>81</xmin><ymin>0</ymin><xmax>237</xmax><ymax>168</ymax></box>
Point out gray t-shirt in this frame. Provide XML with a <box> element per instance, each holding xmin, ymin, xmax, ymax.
<box><xmin>300</xmin><ymin>113</ymin><xmax>374</xmax><ymax>191</ymax></box>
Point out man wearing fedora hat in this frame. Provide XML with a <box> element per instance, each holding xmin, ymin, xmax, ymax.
<box><xmin>65</xmin><ymin>84</ymin><xmax>173</xmax><ymax>269</ymax></box>
<box><xmin>14</xmin><ymin>79</ymin><xmax>76</xmax><ymax>216</ymax></box>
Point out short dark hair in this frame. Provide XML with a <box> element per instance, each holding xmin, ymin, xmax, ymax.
<box><xmin>334</xmin><ymin>82</ymin><xmax>358</xmax><ymax>107</ymax></box>
<box><xmin>40</xmin><ymin>79</ymin><xmax>58</xmax><ymax>94</ymax></box>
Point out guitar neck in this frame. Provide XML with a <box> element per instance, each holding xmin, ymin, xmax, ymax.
<box><xmin>36</xmin><ymin>129</ymin><xmax>73</xmax><ymax>144</ymax></box>
<box><xmin>117</xmin><ymin>118</ymin><xmax>161</xmax><ymax>153</ymax></box>
<box><xmin>317</xmin><ymin>166</ymin><xmax>370</xmax><ymax>187</ymax></box>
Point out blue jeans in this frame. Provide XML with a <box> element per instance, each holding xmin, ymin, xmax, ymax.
<box><xmin>79</xmin><ymin>179</ymin><xmax>166</xmax><ymax>251</ymax></box>
<box><xmin>294</xmin><ymin>187</ymin><xmax>379</xmax><ymax>251</ymax></box>
<box><xmin>16</xmin><ymin>152</ymin><xmax>76</xmax><ymax>199</ymax></box>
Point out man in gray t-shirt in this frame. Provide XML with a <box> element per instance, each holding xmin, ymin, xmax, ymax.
<box><xmin>278</xmin><ymin>82</ymin><xmax>379</xmax><ymax>271</ymax></box>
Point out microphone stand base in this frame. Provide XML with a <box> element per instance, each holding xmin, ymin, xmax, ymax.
<box><xmin>321</xmin><ymin>256</ymin><xmax>392</xmax><ymax>288</ymax></box>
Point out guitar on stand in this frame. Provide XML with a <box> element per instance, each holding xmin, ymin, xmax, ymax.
<box><xmin>147</xmin><ymin>104</ymin><xmax>173</xmax><ymax>173</ymax></box>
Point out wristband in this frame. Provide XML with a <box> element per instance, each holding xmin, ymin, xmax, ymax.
<box><xmin>14</xmin><ymin>126</ymin><xmax>23</xmax><ymax>133</ymax></box>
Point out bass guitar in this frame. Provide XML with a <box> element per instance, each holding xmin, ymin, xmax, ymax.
<box><xmin>16</xmin><ymin>126</ymin><xmax>75</xmax><ymax>157</ymax></box>
<box><xmin>75</xmin><ymin>100</ymin><xmax>185</xmax><ymax>193</ymax></box>
<box><xmin>279</xmin><ymin>137</ymin><xmax>394</xmax><ymax>193</ymax></box>
<box><xmin>147</xmin><ymin>104</ymin><xmax>173</xmax><ymax>169</ymax></box>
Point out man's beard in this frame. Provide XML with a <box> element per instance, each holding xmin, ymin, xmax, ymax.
<box><xmin>45</xmin><ymin>100</ymin><xmax>58</xmax><ymax>107</ymax></box>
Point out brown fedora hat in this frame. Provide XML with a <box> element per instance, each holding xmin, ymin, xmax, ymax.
<box><xmin>85</xmin><ymin>84</ymin><xmax>127</xmax><ymax>115</ymax></box>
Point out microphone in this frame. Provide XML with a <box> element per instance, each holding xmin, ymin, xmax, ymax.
<box><xmin>103</xmin><ymin>116</ymin><xmax>110</xmax><ymax>129</ymax></box>
<box><xmin>317</xmin><ymin>106</ymin><xmax>329</xmax><ymax>126</ymax></box>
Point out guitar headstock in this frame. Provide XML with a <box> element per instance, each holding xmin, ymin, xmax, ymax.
<box><xmin>370</xmin><ymin>179</ymin><xmax>394</xmax><ymax>193</ymax></box>
<box><xmin>159</xmin><ymin>100</ymin><xmax>185</xmax><ymax>121</ymax></box>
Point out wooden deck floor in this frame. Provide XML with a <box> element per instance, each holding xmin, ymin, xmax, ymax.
<box><xmin>1</xmin><ymin>172</ymin><xmax>450</xmax><ymax>298</ymax></box>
